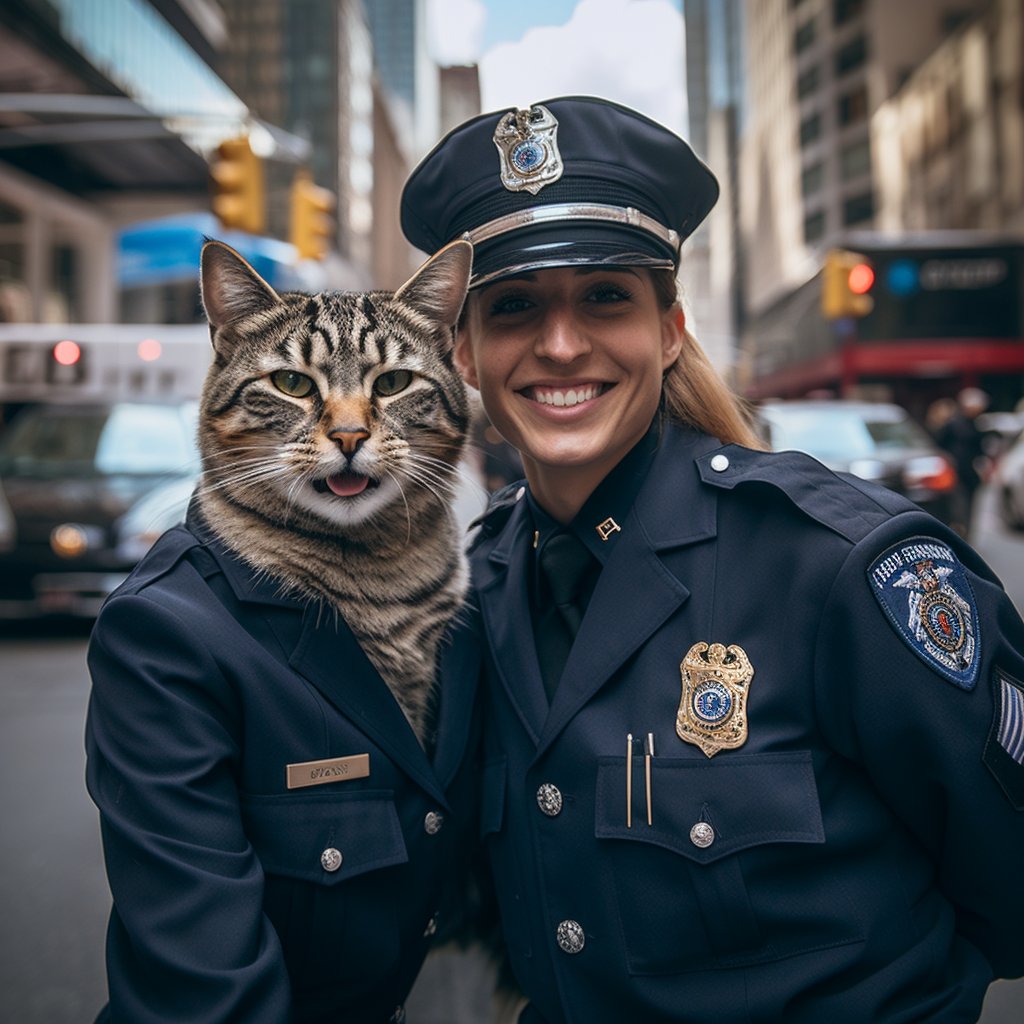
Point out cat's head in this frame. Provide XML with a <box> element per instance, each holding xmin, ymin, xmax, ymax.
<box><xmin>197</xmin><ymin>239</ymin><xmax>472</xmax><ymax>532</ymax></box>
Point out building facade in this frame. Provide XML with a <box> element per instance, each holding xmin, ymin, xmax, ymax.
<box><xmin>739</xmin><ymin>0</ymin><xmax>987</xmax><ymax>315</ymax></box>
<box><xmin>873</xmin><ymin>0</ymin><xmax>1024</xmax><ymax>235</ymax></box>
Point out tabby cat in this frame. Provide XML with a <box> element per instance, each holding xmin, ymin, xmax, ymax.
<box><xmin>195</xmin><ymin>238</ymin><xmax>473</xmax><ymax>744</ymax></box>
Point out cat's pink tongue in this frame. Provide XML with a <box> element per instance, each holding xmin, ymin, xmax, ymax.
<box><xmin>326</xmin><ymin>472</ymin><xmax>370</xmax><ymax>497</ymax></box>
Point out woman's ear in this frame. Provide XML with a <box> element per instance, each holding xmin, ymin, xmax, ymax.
<box><xmin>453</xmin><ymin>327</ymin><xmax>480</xmax><ymax>390</ymax></box>
<box><xmin>661</xmin><ymin>303</ymin><xmax>685</xmax><ymax>370</ymax></box>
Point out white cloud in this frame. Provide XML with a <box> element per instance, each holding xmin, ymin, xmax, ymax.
<box><xmin>479</xmin><ymin>0</ymin><xmax>686</xmax><ymax>134</ymax></box>
<box><xmin>426</xmin><ymin>0</ymin><xmax>487</xmax><ymax>66</ymax></box>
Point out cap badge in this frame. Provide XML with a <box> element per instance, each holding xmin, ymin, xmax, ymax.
<box><xmin>493</xmin><ymin>104</ymin><xmax>563</xmax><ymax>194</ymax></box>
<box><xmin>676</xmin><ymin>642</ymin><xmax>754</xmax><ymax>758</ymax></box>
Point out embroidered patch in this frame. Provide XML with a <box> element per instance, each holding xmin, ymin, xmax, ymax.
<box><xmin>867</xmin><ymin>537</ymin><xmax>979</xmax><ymax>690</ymax></box>
<box><xmin>983</xmin><ymin>668</ymin><xmax>1024</xmax><ymax>810</ymax></box>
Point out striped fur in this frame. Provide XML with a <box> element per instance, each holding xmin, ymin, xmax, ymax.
<box><xmin>196</xmin><ymin>240</ymin><xmax>473</xmax><ymax>744</ymax></box>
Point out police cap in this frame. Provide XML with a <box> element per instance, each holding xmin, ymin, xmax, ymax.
<box><xmin>400</xmin><ymin>95</ymin><xmax>719</xmax><ymax>287</ymax></box>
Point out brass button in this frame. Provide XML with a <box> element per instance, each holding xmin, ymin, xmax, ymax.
<box><xmin>424</xmin><ymin>810</ymin><xmax>444</xmax><ymax>835</ymax></box>
<box><xmin>690</xmin><ymin>822</ymin><xmax>715</xmax><ymax>848</ymax></box>
<box><xmin>536</xmin><ymin>783</ymin><xmax>563</xmax><ymax>817</ymax></box>
<box><xmin>556</xmin><ymin>919</ymin><xmax>585</xmax><ymax>954</ymax></box>
<box><xmin>320</xmin><ymin>847</ymin><xmax>343</xmax><ymax>872</ymax></box>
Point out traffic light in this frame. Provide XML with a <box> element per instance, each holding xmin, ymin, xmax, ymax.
<box><xmin>210</xmin><ymin>136</ymin><xmax>265</xmax><ymax>234</ymax></box>
<box><xmin>290</xmin><ymin>170</ymin><xmax>336</xmax><ymax>261</ymax></box>
<box><xmin>822</xmin><ymin>248</ymin><xmax>875</xmax><ymax>319</ymax></box>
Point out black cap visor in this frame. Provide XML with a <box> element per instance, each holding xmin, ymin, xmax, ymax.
<box><xmin>470</xmin><ymin>222</ymin><xmax>677</xmax><ymax>287</ymax></box>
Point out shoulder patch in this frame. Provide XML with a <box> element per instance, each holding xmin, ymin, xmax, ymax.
<box><xmin>983</xmin><ymin>668</ymin><xmax>1024</xmax><ymax>809</ymax></box>
<box><xmin>867</xmin><ymin>537</ymin><xmax>980</xmax><ymax>690</ymax></box>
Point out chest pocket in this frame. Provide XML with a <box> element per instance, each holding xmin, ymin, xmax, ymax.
<box><xmin>595</xmin><ymin>751</ymin><xmax>862</xmax><ymax>975</ymax></box>
<box><xmin>242</xmin><ymin>790</ymin><xmax>408</xmax><ymax>991</ymax></box>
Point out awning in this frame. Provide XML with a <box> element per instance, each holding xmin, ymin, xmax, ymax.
<box><xmin>118</xmin><ymin>213</ymin><xmax>301</xmax><ymax>289</ymax></box>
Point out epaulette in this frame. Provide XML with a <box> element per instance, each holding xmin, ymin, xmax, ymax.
<box><xmin>467</xmin><ymin>479</ymin><xmax>526</xmax><ymax>550</ymax></box>
<box><xmin>696</xmin><ymin>445</ymin><xmax>919</xmax><ymax>545</ymax></box>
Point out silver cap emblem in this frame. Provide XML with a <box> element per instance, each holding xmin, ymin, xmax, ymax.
<box><xmin>493</xmin><ymin>104</ymin><xmax>563</xmax><ymax>194</ymax></box>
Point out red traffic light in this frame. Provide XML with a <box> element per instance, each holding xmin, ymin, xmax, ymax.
<box><xmin>848</xmin><ymin>263</ymin><xmax>875</xmax><ymax>295</ymax></box>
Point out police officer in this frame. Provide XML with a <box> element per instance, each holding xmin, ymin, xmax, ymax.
<box><xmin>400</xmin><ymin>95</ymin><xmax>1024</xmax><ymax>1023</ymax></box>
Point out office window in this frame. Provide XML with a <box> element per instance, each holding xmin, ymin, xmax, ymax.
<box><xmin>795</xmin><ymin>19</ymin><xmax>816</xmax><ymax>54</ymax></box>
<box><xmin>797</xmin><ymin>65</ymin><xmax>821</xmax><ymax>99</ymax></box>
<box><xmin>802</xmin><ymin>161</ymin><xmax>825</xmax><ymax>197</ymax></box>
<box><xmin>800</xmin><ymin>113</ymin><xmax>822</xmax><ymax>147</ymax></box>
<box><xmin>838</xmin><ymin>85</ymin><xmax>869</xmax><ymax>126</ymax></box>
<box><xmin>840</xmin><ymin>139</ymin><xmax>872</xmax><ymax>180</ymax></box>
<box><xmin>836</xmin><ymin>35</ymin><xmax>868</xmax><ymax>75</ymax></box>
<box><xmin>843</xmin><ymin>191</ymin><xmax>874</xmax><ymax>225</ymax></box>
<box><xmin>804</xmin><ymin>210</ymin><xmax>826</xmax><ymax>243</ymax></box>
<box><xmin>834</xmin><ymin>0</ymin><xmax>866</xmax><ymax>26</ymax></box>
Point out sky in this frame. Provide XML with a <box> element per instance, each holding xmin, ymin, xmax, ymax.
<box><xmin>425</xmin><ymin>0</ymin><xmax>688</xmax><ymax>134</ymax></box>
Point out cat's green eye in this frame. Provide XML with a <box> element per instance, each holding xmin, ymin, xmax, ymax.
<box><xmin>373</xmin><ymin>369</ymin><xmax>413</xmax><ymax>397</ymax></box>
<box><xmin>271</xmin><ymin>370</ymin><xmax>315</xmax><ymax>398</ymax></box>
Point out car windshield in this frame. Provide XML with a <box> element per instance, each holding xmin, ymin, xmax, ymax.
<box><xmin>764</xmin><ymin>406</ymin><xmax>930</xmax><ymax>460</ymax></box>
<box><xmin>0</xmin><ymin>403</ymin><xmax>199</xmax><ymax>477</ymax></box>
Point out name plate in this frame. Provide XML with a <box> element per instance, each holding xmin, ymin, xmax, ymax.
<box><xmin>286</xmin><ymin>753</ymin><xmax>370</xmax><ymax>790</ymax></box>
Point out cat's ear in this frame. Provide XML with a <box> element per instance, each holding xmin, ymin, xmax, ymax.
<box><xmin>394</xmin><ymin>239</ymin><xmax>473</xmax><ymax>331</ymax></box>
<box><xmin>200</xmin><ymin>239</ymin><xmax>282</xmax><ymax>330</ymax></box>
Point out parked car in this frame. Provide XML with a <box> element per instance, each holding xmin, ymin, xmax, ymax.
<box><xmin>0</xmin><ymin>400</ymin><xmax>199</xmax><ymax>618</ymax></box>
<box><xmin>992</xmin><ymin>429</ymin><xmax>1024</xmax><ymax>531</ymax></box>
<box><xmin>757</xmin><ymin>400</ymin><xmax>959</xmax><ymax>524</ymax></box>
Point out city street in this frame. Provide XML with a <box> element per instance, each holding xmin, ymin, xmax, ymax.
<box><xmin>1</xmin><ymin>486</ymin><xmax>1022</xmax><ymax>1023</ymax></box>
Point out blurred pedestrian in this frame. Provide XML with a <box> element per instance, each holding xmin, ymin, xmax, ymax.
<box><xmin>402</xmin><ymin>95</ymin><xmax>1024</xmax><ymax>1023</ymax></box>
<box><xmin>936</xmin><ymin>386</ymin><xmax>990</xmax><ymax>536</ymax></box>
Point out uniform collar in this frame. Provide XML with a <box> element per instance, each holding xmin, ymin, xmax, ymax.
<box><xmin>527</xmin><ymin>416</ymin><xmax>662</xmax><ymax>567</ymax></box>
<box><xmin>186</xmin><ymin>502</ymin><xmax>306</xmax><ymax>609</ymax></box>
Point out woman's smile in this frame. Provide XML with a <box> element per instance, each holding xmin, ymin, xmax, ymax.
<box><xmin>520</xmin><ymin>381</ymin><xmax>611</xmax><ymax>408</ymax></box>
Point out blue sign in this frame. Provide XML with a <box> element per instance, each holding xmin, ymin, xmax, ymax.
<box><xmin>886</xmin><ymin>259</ymin><xmax>919</xmax><ymax>296</ymax></box>
<box><xmin>118</xmin><ymin>213</ymin><xmax>299</xmax><ymax>289</ymax></box>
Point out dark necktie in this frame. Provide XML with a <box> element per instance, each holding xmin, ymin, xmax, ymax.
<box><xmin>534</xmin><ymin>531</ymin><xmax>597</xmax><ymax>700</ymax></box>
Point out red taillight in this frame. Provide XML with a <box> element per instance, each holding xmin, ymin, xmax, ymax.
<box><xmin>53</xmin><ymin>339</ymin><xmax>81</xmax><ymax>366</ymax></box>
<box><xmin>904</xmin><ymin>455</ymin><xmax>958</xmax><ymax>493</ymax></box>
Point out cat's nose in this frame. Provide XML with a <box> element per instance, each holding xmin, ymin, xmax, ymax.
<box><xmin>328</xmin><ymin>427</ymin><xmax>370</xmax><ymax>456</ymax></box>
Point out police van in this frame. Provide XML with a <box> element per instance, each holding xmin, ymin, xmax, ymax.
<box><xmin>0</xmin><ymin>322</ymin><xmax>211</xmax><ymax>426</ymax></box>
<box><xmin>0</xmin><ymin>323</ymin><xmax>209</xmax><ymax>617</ymax></box>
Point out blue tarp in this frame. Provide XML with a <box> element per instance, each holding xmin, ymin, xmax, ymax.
<box><xmin>118</xmin><ymin>213</ymin><xmax>300</xmax><ymax>289</ymax></box>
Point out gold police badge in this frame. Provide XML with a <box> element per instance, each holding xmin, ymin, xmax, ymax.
<box><xmin>493</xmin><ymin>104</ymin><xmax>563</xmax><ymax>194</ymax></box>
<box><xmin>676</xmin><ymin>642</ymin><xmax>754</xmax><ymax>758</ymax></box>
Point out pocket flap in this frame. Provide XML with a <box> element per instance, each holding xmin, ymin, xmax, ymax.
<box><xmin>595</xmin><ymin>751</ymin><xmax>824</xmax><ymax>864</ymax></box>
<box><xmin>241</xmin><ymin>789</ymin><xmax>408</xmax><ymax>885</ymax></box>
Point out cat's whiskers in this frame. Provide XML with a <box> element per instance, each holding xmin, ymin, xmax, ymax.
<box><xmin>382</xmin><ymin>467</ymin><xmax>415</xmax><ymax>545</ymax></box>
<box><xmin>200</xmin><ymin>459</ymin><xmax>293</xmax><ymax>494</ymax></box>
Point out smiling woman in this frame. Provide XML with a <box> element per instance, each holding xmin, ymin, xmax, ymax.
<box><xmin>400</xmin><ymin>94</ymin><xmax>1024</xmax><ymax>1024</ymax></box>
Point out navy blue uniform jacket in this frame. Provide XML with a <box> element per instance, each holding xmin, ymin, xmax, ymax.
<box><xmin>85</xmin><ymin>513</ymin><xmax>481</xmax><ymax>1024</ymax></box>
<box><xmin>470</xmin><ymin>423</ymin><xmax>1024</xmax><ymax>1023</ymax></box>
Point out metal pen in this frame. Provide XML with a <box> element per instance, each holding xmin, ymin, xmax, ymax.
<box><xmin>645</xmin><ymin>732</ymin><xmax>654</xmax><ymax>826</ymax></box>
<box><xmin>626</xmin><ymin>733</ymin><xmax>633</xmax><ymax>829</ymax></box>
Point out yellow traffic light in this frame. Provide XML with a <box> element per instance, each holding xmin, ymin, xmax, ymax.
<box><xmin>290</xmin><ymin>170</ymin><xmax>336</xmax><ymax>261</ymax></box>
<box><xmin>210</xmin><ymin>136</ymin><xmax>265</xmax><ymax>234</ymax></box>
<box><xmin>822</xmin><ymin>248</ymin><xmax>875</xmax><ymax>319</ymax></box>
